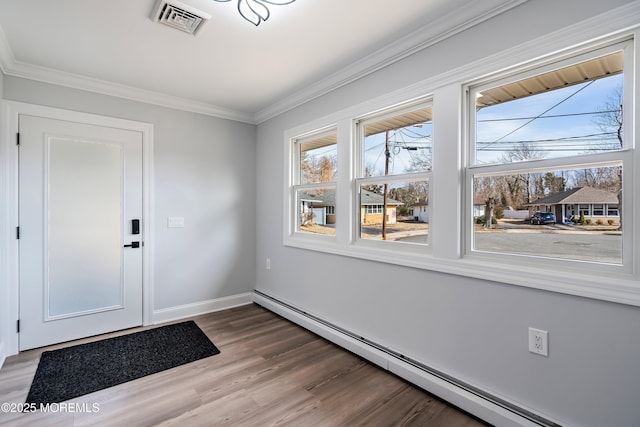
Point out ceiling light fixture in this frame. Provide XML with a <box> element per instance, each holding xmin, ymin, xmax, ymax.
<box><xmin>213</xmin><ymin>0</ymin><xmax>296</xmax><ymax>26</ymax></box>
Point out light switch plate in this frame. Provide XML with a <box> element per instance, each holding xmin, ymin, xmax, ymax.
<box><xmin>167</xmin><ymin>216</ymin><xmax>185</xmax><ymax>228</ymax></box>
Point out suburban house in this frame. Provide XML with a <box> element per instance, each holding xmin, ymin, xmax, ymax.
<box><xmin>300</xmin><ymin>189</ymin><xmax>402</xmax><ymax>225</ymax></box>
<box><xmin>473</xmin><ymin>195</ymin><xmax>487</xmax><ymax>219</ymax></box>
<box><xmin>409</xmin><ymin>199</ymin><xmax>429</xmax><ymax>222</ymax></box>
<box><xmin>1</xmin><ymin>2</ymin><xmax>640</xmax><ymax>427</ymax></box>
<box><xmin>528</xmin><ymin>186</ymin><xmax>620</xmax><ymax>223</ymax></box>
<box><xmin>360</xmin><ymin>189</ymin><xmax>402</xmax><ymax>225</ymax></box>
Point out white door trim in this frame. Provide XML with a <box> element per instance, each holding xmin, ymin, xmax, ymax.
<box><xmin>1</xmin><ymin>100</ymin><xmax>154</xmax><ymax>357</ymax></box>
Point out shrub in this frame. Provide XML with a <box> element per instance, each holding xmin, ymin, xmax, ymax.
<box><xmin>608</xmin><ymin>219</ymin><xmax>616</xmax><ymax>226</ymax></box>
<box><xmin>494</xmin><ymin>206</ymin><xmax>504</xmax><ymax>220</ymax></box>
<box><xmin>475</xmin><ymin>215</ymin><xmax>497</xmax><ymax>225</ymax></box>
<box><xmin>585</xmin><ymin>218</ymin><xmax>592</xmax><ymax>225</ymax></box>
<box><xmin>596</xmin><ymin>218</ymin><xmax>605</xmax><ymax>225</ymax></box>
<box><xmin>573</xmin><ymin>211</ymin><xmax>587</xmax><ymax>224</ymax></box>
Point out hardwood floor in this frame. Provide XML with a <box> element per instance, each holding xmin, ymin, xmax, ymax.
<box><xmin>0</xmin><ymin>303</ymin><xmax>489</xmax><ymax>426</ymax></box>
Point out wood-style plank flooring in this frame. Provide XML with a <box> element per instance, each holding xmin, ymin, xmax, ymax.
<box><xmin>0</xmin><ymin>303</ymin><xmax>489</xmax><ymax>426</ymax></box>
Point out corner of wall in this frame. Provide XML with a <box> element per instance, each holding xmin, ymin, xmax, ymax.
<box><xmin>152</xmin><ymin>292</ymin><xmax>253</xmax><ymax>324</ymax></box>
<box><xmin>1</xmin><ymin>70</ymin><xmax>7</xmax><ymax>368</ymax></box>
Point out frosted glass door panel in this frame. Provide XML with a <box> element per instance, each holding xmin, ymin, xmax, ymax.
<box><xmin>47</xmin><ymin>138</ymin><xmax>123</xmax><ymax>318</ymax></box>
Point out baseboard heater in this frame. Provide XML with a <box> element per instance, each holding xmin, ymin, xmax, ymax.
<box><xmin>253</xmin><ymin>290</ymin><xmax>561</xmax><ymax>427</ymax></box>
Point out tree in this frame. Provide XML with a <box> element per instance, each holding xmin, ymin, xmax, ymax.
<box><xmin>301</xmin><ymin>154</ymin><xmax>336</xmax><ymax>184</ymax></box>
<box><xmin>543</xmin><ymin>172</ymin><xmax>566</xmax><ymax>195</ymax></box>
<box><xmin>499</xmin><ymin>142</ymin><xmax>547</xmax><ymax>206</ymax></box>
<box><xmin>407</xmin><ymin>148</ymin><xmax>432</xmax><ymax>172</ymax></box>
<box><xmin>594</xmin><ymin>84</ymin><xmax>623</xmax><ymax>149</ymax></box>
<box><xmin>593</xmin><ymin>84</ymin><xmax>623</xmax><ymax>230</ymax></box>
<box><xmin>484</xmin><ymin>197</ymin><xmax>496</xmax><ymax>228</ymax></box>
<box><xmin>317</xmin><ymin>156</ymin><xmax>335</xmax><ymax>183</ymax></box>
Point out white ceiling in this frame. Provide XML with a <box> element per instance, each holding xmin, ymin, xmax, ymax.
<box><xmin>0</xmin><ymin>0</ymin><xmax>526</xmax><ymax>123</ymax></box>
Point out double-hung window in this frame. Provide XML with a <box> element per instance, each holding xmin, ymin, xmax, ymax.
<box><xmin>355</xmin><ymin>100</ymin><xmax>432</xmax><ymax>247</ymax></box>
<box><xmin>467</xmin><ymin>41</ymin><xmax>632</xmax><ymax>269</ymax></box>
<box><xmin>290</xmin><ymin>129</ymin><xmax>338</xmax><ymax>237</ymax></box>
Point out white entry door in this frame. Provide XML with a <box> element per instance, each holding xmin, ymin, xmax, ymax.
<box><xmin>19</xmin><ymin>114</ymin><xmax>143</xmax><ymax>350</ymax></box>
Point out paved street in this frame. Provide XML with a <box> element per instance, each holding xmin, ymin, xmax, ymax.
<box><xmin>396</xmin><ymin>221</ymin><xmax>622</xmax><ymax>264</ymax></box>
<box><xmin>473</xmin><ymin>230</ymin><xmax>622</xmax><ymax>263</ymax></box>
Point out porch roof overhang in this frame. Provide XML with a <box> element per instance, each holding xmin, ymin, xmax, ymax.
<box><xmin>476</xmin><ymin>51</ymin><xmax>623</xmax><ymax>108</ymax></box>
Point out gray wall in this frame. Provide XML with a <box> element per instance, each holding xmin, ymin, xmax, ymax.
<box><xmin>255</xmin><ymin>1</ymin><xmax>640</xmax><ymax>426</ymax></box>
<box><xmin>3</xmin><ymin>76</ymin><xmax>257</xmax><ymax>312</ymax></box>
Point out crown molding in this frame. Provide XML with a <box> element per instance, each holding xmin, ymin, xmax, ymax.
<box><xmin>0</xmin><ymin>22</ymin><xmax>255</xmax><ymax>124</ymax></box>
<box><xmin>3</xmin><ymin>1</ymin><xmax>637</xmax><ymax>127</ymax></box>
<box><xmin>253</xmin><ymin>0</ymin><xmax>529</xmax><ymax>124</ymax></box>
<box><xmin>1</xmin><ymin>1</ymin><xmax>527</xmax><ymax>126</ymax></box>
<box><xmin>2</xmin><ymin>59</ymin><xmax>255</xmax><ymax>124</ymax></box>
<box><xmin>0</xmin><ymin>24</ymin><xmax>15</xmax><ymax>74</ymax></box>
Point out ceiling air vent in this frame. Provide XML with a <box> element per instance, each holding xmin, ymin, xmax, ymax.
<box><xmin>152</xmin><ymin>0</ymin><xmax>211</xmax><ymax>36</ymax></box>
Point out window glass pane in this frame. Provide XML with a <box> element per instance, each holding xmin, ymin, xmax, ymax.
<box><xmin>363</xmin><ymin>106</ymin><xmax>432</xmax><ymax>177</ymax></box>
<box><xmin>296</xmin><ymin>187</ymin><xmax>336</xmax><ymax>236</ymax></box>
<box><xmin>300</xmin><ymin>133</ymin><xmax>337</xmax><ymax>184</ymax></box>
<box><xmin>472</xmin><ymin>165</ymin><xmax>622</xmax><ymax>264</ymax></box>
<box><xmin>359</xmin><ymin>180</ymin><xmax>429</xmax><ymax>244</ymax></box>
<box><xmin>475</xmin><ymin>51</ymin><xmax>624</xmax><ymax>165</ymax></box>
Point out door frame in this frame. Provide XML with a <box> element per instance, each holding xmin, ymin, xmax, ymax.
<box><xmin>1</xmin><ymin>101</ymin><xmax>154</xmax><ymax>357</ymax></box>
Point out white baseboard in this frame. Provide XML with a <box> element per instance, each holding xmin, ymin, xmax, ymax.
<box><xmin>253</xmin><ymin>291</ymin><xmax>554</xmax><ymax>427</ymax></box>
<box><xmin>153</xmin><ymin>293</ymin><xmax>253</xmax><ymax>324</ymax></box>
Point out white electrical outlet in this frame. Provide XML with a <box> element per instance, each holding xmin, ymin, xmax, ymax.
<box><xmin>266</xmin><ymin>258</ymin><xmax>271</xmax><ymax>270</ymax></box>
<box><xmin>528</xmin><ymin>327</ymin><xmax>549</xmax><ymax>356</ymax></box>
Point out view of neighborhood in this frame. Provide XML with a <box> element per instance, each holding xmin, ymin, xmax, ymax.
<box><xmin>295</xmin><ymin>50</ymin><xmax>624</xmax><ymax>265</ymax></box>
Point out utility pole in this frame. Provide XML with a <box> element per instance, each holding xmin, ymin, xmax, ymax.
<box><xmin>382</xmin><ymin>130</ymin><xmax>390</xmax><ymax>240</ymax></box>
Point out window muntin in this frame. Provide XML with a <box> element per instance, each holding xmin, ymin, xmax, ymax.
<box><xmin>292</xmin><ymin>129</ymin><xmax>338</xmax><ymax>237</ymax></box>
<box><xmin>473</xmin><ymin>51</ymin><xmax>624</xmax><ymax>166</ymax></box>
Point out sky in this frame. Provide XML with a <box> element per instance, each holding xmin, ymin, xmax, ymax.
<box><xmin>475</xmin><ymin>73</ymin><xmax>623</xmax><ymax>164</ymax></box>
<box><xmin>302</xmin><ymin>72</ymin><xmax>623</xmax><ymax>177</ymax></box>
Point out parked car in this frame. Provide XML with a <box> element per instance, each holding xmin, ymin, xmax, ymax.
<box><xmin>531</xmin><ymin>212</ymin><xmax>556</xmax><ymax>225</ymax></box>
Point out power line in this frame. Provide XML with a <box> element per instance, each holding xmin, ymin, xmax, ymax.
<box><xmin>477</xmin><ymin>131</ymin><xmax>619</xmax><ymax>146</ymax></box>
<box><xmin>478</xmin><ymin>109</ymin><xmax>621</xmax><ymax>122</ymax></box>
<box><xmin>487</xmin><ymin>81</ymin><xmax>595</xmax><ymax>144</ymax></box>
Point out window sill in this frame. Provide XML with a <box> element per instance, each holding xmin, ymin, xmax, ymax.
<box><xmin>283</xmin><ymin>236</ymin><xmax>640</xmax><ymax>307</ymax></box>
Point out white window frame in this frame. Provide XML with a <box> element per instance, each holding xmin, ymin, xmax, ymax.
<box><xmin>285</xmin><ymin>127</ymin><xmax>338</xmax><ymax>245</ymax></box>
<box><xmin>465</xmin><ymin>40</ymin><xmax>634</xmax><ymax>276</ymax></box>
<box><xmin>284</xmin><ymin>15</ymin><xmax>640</xmax><ymax>306</ymax></box>
<box><xmin>353</xmin><ymin>100</ymin><xmax>433</xmax><ymax>253</ymax></box>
